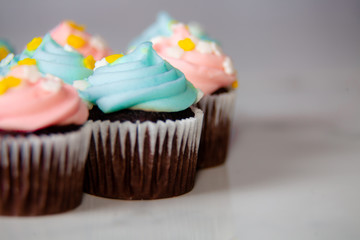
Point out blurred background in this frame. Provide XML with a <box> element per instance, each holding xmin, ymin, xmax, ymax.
<box><xmin>1</xmin><ymin>0</ymin><xmax>359</xmax><ymax>94</ymax></box>
<box><xmin>1</xmin><ymin>1</ymin><xmax>360</xmax><ymax>239</ymax></box>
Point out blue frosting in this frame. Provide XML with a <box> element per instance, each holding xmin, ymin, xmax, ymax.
<box><xmin>28</xmin><ymin>34</ymin><xmax>93</xmax><ymax>84</ymax></box>
<box><xmin>80</xmin><ymin>42</ymin><xmax>199</xmax><ymax>113</ymax></box>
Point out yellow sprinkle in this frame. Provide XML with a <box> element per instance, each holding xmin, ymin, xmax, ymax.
<box><xmin>67</xmin><ymin>20</ymin><xmax>86</xmax><ymax>31</ymax></box>
<box><xmin>231</xmin><ymin>80</ymin><xmax>238</xmax><ymax>89</ymax></box>
<box><xmin>67</xmin><ymin>34</ymin><xmax>86</xmax><ymax>49</ymax></box>
<box><xmin>18</xmin><ymin>58</ymin><xmax>37</xmax><ymax>66</ymax></box>
<box><xmin>3</xmin><ymin>76</ymin><xmax>22</xmax><ymax>88</ymax></box>
<box><xmin>0</xmin><ymin>76</ymin><xmax>22</xmax><ymax>95</ymax></box>
<box><xmin>0</xmin><ymin>82</ymin><xmax>8</xmax><ymax>95</ymax></box>
<box><xmin>83</xmin><ymin>55</ymin><xmax>95</xmax><ymax>70</ymax></box>
<box><xmin>26</xmin><ymin>37</ymin><xmax>42</xmax><ymax>51</ymax></box>
<box><xmin>178</xmin><ymin>38</ymin><xmax>196</xmax><ymax>51</ymax></box>
<box><xmin>0</xmin><ymin>46</ymin><xmax>9</xmax><ymax>61</ymax></box>
<box><xmin>105</xmin><ymin>54</ymin><xmax>124</xmax><ymax>64</ymax></box>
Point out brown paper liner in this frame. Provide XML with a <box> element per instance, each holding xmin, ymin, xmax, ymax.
<box><xmin>196</xmin><ymin>89</ymin><xmax>236</xmax><ymax>169</ymax></box>
<box><xmin>0</xmin><ymin>124</ymin><xmax>91</xmax><ymax>216</ymax></box>
<box><xmin>83</xmin><ymin>107</ymin><xmax>203</xmax><ymax>200</ymax></box>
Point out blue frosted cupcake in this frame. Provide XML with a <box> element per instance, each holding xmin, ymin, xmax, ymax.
<box><xmin>79</xmin><ymin>42</ymin><xmax>204</xmax><ymax>200</ymax></box>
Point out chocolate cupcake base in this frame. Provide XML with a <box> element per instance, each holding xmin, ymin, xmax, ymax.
<box><xmin>0</xmin><ymin>124</ymin><xmax>91</xmax><ymax>216</ymax></box>
<box><xmin>196</xmin><ymin>89</ymin><xmax>236</xmax><ymax>169</ymax></box>
<box><xmin>84</xmin><ymin>107</ymin><xmax>203</xmax><ymax>200</ymax></box>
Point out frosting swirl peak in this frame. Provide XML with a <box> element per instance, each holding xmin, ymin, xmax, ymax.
<box><xmin>80</xmin><ymin>42</ymin><xmax>200</xmax><ymax>113</ymax></box>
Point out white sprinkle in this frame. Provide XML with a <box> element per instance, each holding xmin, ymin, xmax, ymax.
<box><xmin>0</xmin><ymin>53</ymin><xmax>14</xmax><ymax>67</ymax></box>
<box><xmin>211</xmin><ymin>42</ymin><xmax>223</xmax><ymax>56</ymax></box>
<box><xmin>150</xmin><ymin>36</ymin><xmax>166</xmax><ymax>45</ymax></box>
<box><xmin>64</xmin><ymin>44</ymin><xmax>76</xmax><ymax>52</ymax></box>
<box><xmin>195</xmin><ymin>41</ymin><xmax>212</xmax><ymax>54</ymax></box>
<box><xmin>189</xmin><ymin>35</ymin><xmax>199</xmax><ymax>45</ymax></box>
<box><xmin>23</xmin><ymin>65</ymin><xmax>42</xmax><ymax>83</ymax></box>
<box><xmin>90</xmin><ymin>35</ymin><xmax>107</xmax><ymax>50</ymax></box>
<box><xmin>166</xmin><ymin>46</ymin><xmax>184</xmax><ymax>59</ymax></box>
<box><xmin>41</xmin><ymin>74</ymin><xmax>63</xmax><ymax>92</ymax></box>
<box><xmin>94</xmin><ymin>58</ymin><xmax>108</xmax><ymax>70</ymax></box>
<box><xmin>222</xmin><ymin>57</ymin><xmax>235</xmax><ymax>75</ymax></box>
<box><xmin>73</xmin><ymin>79</ymin><xmax>90</xmax><ymax>91</ymax></box>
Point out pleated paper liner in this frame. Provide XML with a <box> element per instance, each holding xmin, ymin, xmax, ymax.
<box><xmin>84</xmin><ymin>107</ymin><xmax>203</xmax><ymax>200</ymax></box>
<box><xmin>0</xmin><ymin>124</ymin><xmax>91</xmax><ymax>216</ymax></box>
<box><xmin>196</xmin><ymin>89</ymin><xmax>236</xmax><ymax>169</ymax></box>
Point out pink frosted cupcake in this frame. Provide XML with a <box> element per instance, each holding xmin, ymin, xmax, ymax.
<box><xmin>50</xmin><ymin>20</ymin><xmax>111</xmax><ymax>60</ymax></box>
<box><xmin>152</xmin><ymin>24</ymin><xmax>237</xmax><ymax>169</ymax></box>
<box><xmin>0</xmin><ymin>60</ymin><xmax>90</xmax><ymax>216</ymax></box>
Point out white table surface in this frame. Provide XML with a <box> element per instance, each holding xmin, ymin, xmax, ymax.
<box><xmin>1</xmin><ymin>90</ymin><xmax>359</xmax><ymax>240</ymax></box>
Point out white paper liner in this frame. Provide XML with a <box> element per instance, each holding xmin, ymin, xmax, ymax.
<box><xmin>84</xmin><ymin>106</ymin><xmax>204</xmax><ymax>199</ymax></box>
<box><xmin>196</xmin><ymin>89</ymin><xmax>236</xmax><ymax>168</ymax></box>
<box><xmin>197</xmin><ymin>89</ymin><xmax>236</xmax><ymax>126</ymax></box>
<box><xmin>0</xmin><ymin>124</ymin><xmax>91</xmax><ymax>216</ymax></box>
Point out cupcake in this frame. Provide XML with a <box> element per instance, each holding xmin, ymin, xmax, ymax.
<box><xmin>0</xmin><ymin>62</ymin><xmax>90</xmax><ymax>216</ymax></box>
<box><xmin>129</xmin><ymin>12</ymin><xmax>216</xmax><ymax>50</ymax></box>
<box><xmin>21</xmin><ymin>34</ymin><xmax>95</xmax><ymax>85</ymax></box>
<box><xmin>50</xmin><ymin>20</ymin><xmax>111</xmax><ymax>60</ymax></box>
<box><xmin>79</xmin><ymin>42</ymin><xmax>204</xmax><ymax>200</ymax></box>
<box><xmin>150</xmin><ymin>24</ymin><xmax>237</xmax><ymax>169</ymax></box>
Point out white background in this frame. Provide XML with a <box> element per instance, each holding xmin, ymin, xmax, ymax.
<box><xmin>1</xmin><ymin>0</ymin><xmax>360</xmax><ymax>239</ymax></box>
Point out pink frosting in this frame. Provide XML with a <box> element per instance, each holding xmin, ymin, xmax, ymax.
<box><xmin>0</xmin><ymin>65</ymin><xmax>89</xmax><ymax>132</ymax></box>
<box><xmin>50</xmin><ymin>21</ymin><xmax>111</xmax><ymax>60</ymax></box>
<box><xmin>153</xmin><ymin>25</ymin><xmax>237</xmax><ymax>95</ymax></box>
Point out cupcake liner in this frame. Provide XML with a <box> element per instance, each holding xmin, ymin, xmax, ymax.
<box><xmin>196</xmin><ymin>89</ymin><xmax>236</xmax><ymax>169</ymax></box>
<box><xmin>84</xmin><ymin>107</ymin><xmax>203</xmax><ymax>200</ymax></box>
<box><xmin>0</xmin><ymin>124</ymin><xmax>91</xmax><ymax>216</ymax></box>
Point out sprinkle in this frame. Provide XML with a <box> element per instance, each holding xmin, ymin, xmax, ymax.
<box><xmin>26</xmin><ymin>37</ymin><xmax>42</xmax><ymax>51</ymax></box>
<box><xmin>0</xmin><ymin>76</ymin><xmax>22</xmax><ymax>95</ymax></box>
<box><xmin>105</xmin><ymin>54</ymin><xmax>124</xmax><ymax>64</ymax></box>
<box><xmin>166</xmin><ymin>46</ymin><xmax>184</xmax><ymax>59</ymax></box>
<box><xmin>178</xmin><ymin>38</ymin><xmax>196</xmax><ymax>51</ymax></box>
<box><xmin>83</xmin><ymin>55</ymin><xmax>95</xmax><ymax>70</ymax></box>
<box><xmin>73</xmin><ymin>80</ymin><xmax>90</xmax><ymax>91</ymax></box>
<box><xmin>67</xmin><ymin>34</ymin><xmax>86</xmax><ymax>49</ymax></box>
<box><xmin>67</xmin><ymin>20</ymin><xmax>86</xmax><ymax>31</ymax></box>
<box><xmin>4</xmin><ymin>76</ymin><xmax>22</xmax><ymax>88</ymax></box>
<box><xmin>18</xmin><ymin>58</ymin><xmax>37</xmax><ymax>66</ymax></box>
<box><xmin>211</xmin><ymin>42</ymin><xmax>223</xmax><ymax>56</ymax></box>
<box><xmin>0</xmin><ymin>46</ymin><xmax>9</xmax><ymax>61</ymax></box>
<box><xmin>195</xmin><ymin>41</ymin><xmax>212</xmax><ymax>54</ymax></box>
<box><xmin>94</xmin><ymin>58</ymin><xmax>108</xmax><ymax>70</ymax></box>
<box><xmin>41</xmin><ymin>74</ymin><xmax>62</xmax><ymax>92</ymax></box>
<box><xmin>150</xmin><ymin>36</ymin><xmax>166</xmax><ymax>45</ymax></box>
<box><xmin>0</xmin><ymin>82</ymin><xmax>7</xmax><ymax>95</ymax></box>
<box><xmin>64</xmin><ymin>44</ymin><xmax>76</xmax><ymax>52</ymax></box>
<box><xmin>222</xmin><ymin>57</ymin><xmax>235</xmax><ymax>75</ymax></box>
<box><xmin>231</xmin><ymin>80</ymin><xmax>238</xmax><ymax>89</ymax></box>
<box><xmin>89</xmin><ymin>35</ymin><xmax>106</xmax><ymax>50</ymax></box>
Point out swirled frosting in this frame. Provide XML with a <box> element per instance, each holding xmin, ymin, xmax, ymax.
<box><xmin>0</xmin><ymin>64</ymin><xmax>89</xmax><ymax>132</ymax></box>
<box><xmin>79</xmin><ymin>42</ymin><xmax>200</xmax><ymax>113</ymax></box>
<box><xmin>50</xmin><ymin>20</ymin><xmax>111</xmax><ymax>61</ymax></box>
<box><xmin>129</xmin><ymin>12</ymin><xmax>216</xmax><ymax>50</ymax></box>
<box><xmin>28</xmin><ymin>34</ymin><xmax>94</xmax><ymax>85</ymax></box>
<box><xmin>152</xmin><ymin>24</ymin><xmax>237</xmax><ymax>95</ymax></box>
